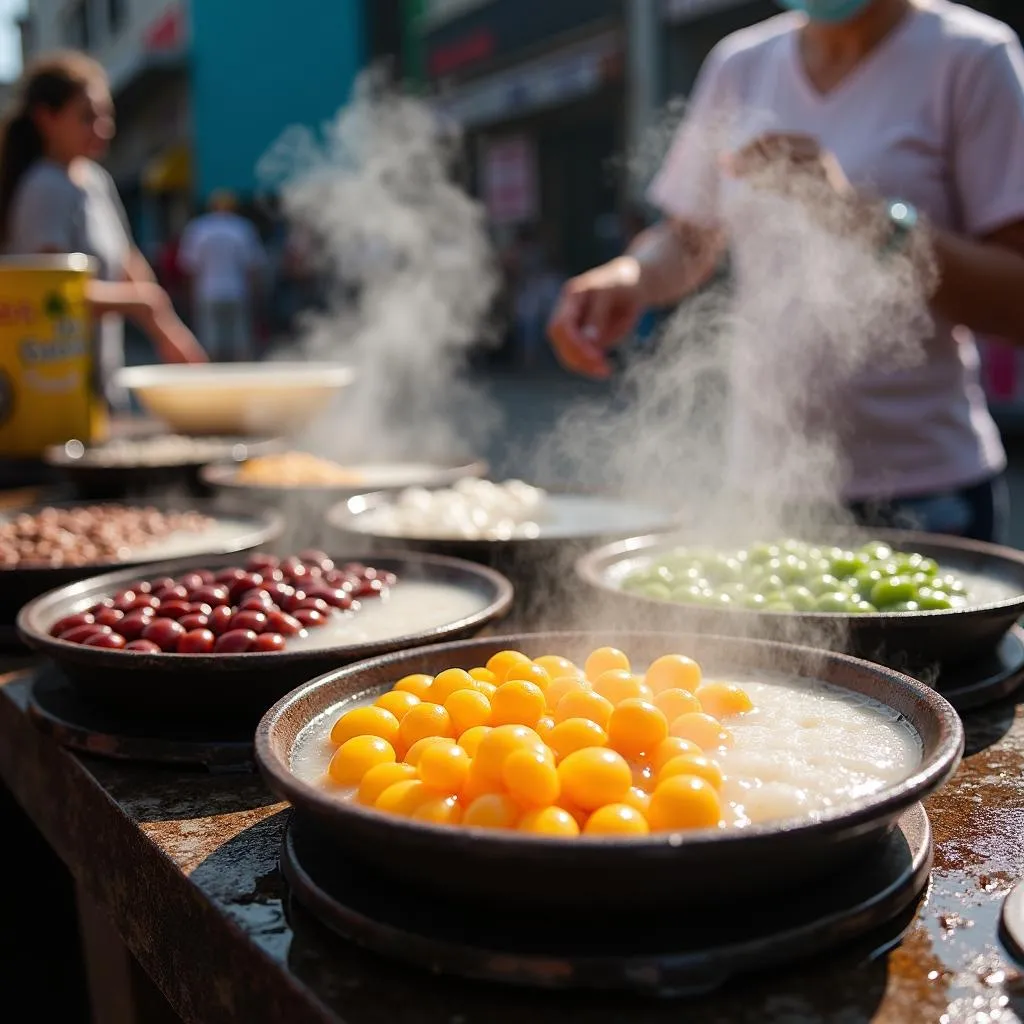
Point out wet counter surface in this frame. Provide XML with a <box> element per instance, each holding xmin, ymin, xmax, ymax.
<box><xmin>0</xmin><ymin>664</ymin><xmax>1022</xmax><ymax>1024</ymax></box>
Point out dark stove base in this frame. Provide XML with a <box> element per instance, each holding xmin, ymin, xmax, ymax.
<box><xmin>280</xmin><ymin>803</ymin><xmax>932</xmax><ymax>997</ymax></box>
<box><xmin>932</xmin><ymin>625</ymin><xmax>1024</xmax><ymax>712</ymax></box>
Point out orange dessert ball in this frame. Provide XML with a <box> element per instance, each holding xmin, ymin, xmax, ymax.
<box><xmin>430</xmin><ymin>668</ymin><xmax>476</xmax><ymax>704</ymax></box>
<box><xmin>547</xmin><ymin>717</ymin><xmax>607</xmax><ymax>761</ymax></box>
<box><xmin>658</xmin><ymin>753</ymin><xmax>724</xmax><ymax>789</ymax></box>
<box><xmin>651</xmin><ymin>736</ymin><xmax>703</xmax><ymax>771</ymax></box>
<box><xmin>645</xmin><ymin>655</ymin><xmax>702</xmax><ymax>695</ymax></box>
<box><xmin>358</xmin><ymin>762</ymin><xmax>417</xmax><ymax>806</ymax></box>
<box><xmin>518</xmin><ymin>806</ymin><xmax>580</xmax><ymax>836</ymax></box>
<box><xmin>418</xmin><ymin>741</ymin><xmax>472</xmax><ymax>794</ymax></box>
<box><xmin>473</xmin><ymin>724</ymin><xmax>545</xmax><ymax>786</ymax></box>
<box><xmin>557</xmin><ymin>748</ymin><xmax>632</xmax><ymax>811</ymax></box>
<box><xmin>398</xmin><ymin>702</ymin><xmax>454</xmax><ymax>749</ymax></box>
<box><xmin>695</xmin><ymin>682</ymin><xmax>754</xmax><ymax>719</ymax></box>
<box><xmin>375</xmin><ymin>690</ymin><xmax>421</xmax><ymax>721</ymax></box>
<box><xmin>413</xmin><ymin>795</ymin><xmax>462</xmax><ymax>825</ymax></box>
<box><xmin>330</xmin><ymin>706</ymin><xmax>400</xmax><ymax>748</ymax></box>
<box><xmin>444</xmin><ymin>688</ymin><xmax>492</xmax><ymax>734</ymax></box>
<box><xmin>503</xmin><ymin>748</ymin><xmax>560</xmax><ymax>807</ymax></box>
<box><xmin>647</xmin><ymin>775</ymin><xmax>722</xmax><ymax>831</ymax></box>
<box><xmin>622</xmin><ymin>785</ymin><xmax>652</xmax><ymax>816</ymax></box>
<box><xmin>458</xmin><ymin>725</ymin><xmax>491</xmax><ymax>757</ymax></box>
<box><xmin>394</xmin><ymin>673</ymin><xmax>433</xmax><ymax>699</ymax></box>
<box><xmin>468</xmin><ymin>666</ymin><xmax>497</xmax><ymax>686</ymax></box>
<box><xmin>653</xmin><ymin>688</ymin><xmax>702</xmax><ymax>722</ymax></box>
<box><xmin>534</xmin><ymin>655</ymin><xmax>580</xmax><ymax>680</ymax></box>
<box><xmin>486</xmin><ymin>650</ymin><xmax>535</xmax><ymax>683</ymax></box>
<box><xmin>463</xmin><ymin>793</ymin><xmax>520</xmax><ymax>830</ymax></box>
<box><xmin>505</xmin><ymin>662</ymin><xmax>552</xmax><ymax>693</ymax></box>
<box><xmin>584</xmin><ymin>804</ymin><xmax>650</xmax><ymax>836</ymax></box>
<box><xmin>607</xmin><ymin>699</ymin><xmax>669</xmax><ymax>759</ymax></box>
<box><xmin>376</xmin><ymin>779</ymin><xmax>431</xmax><ymax>817</ymax></box>
<box><xmin>535</xmin><ymin>715</ymin><xmax>556</xmax><ymax>744</ymax></box>
<box><xmin>554</xmin><ymin>689</ymin><xmax>614</xmax><ymax>728</ymax></box>
<box><xmin>490</xmin><ymin>679</ymin><xmax>546</xmax><ymax>727</ymax></box>
<box><xmin>593</xmin><ymin>669</ymin><xmax>644</xmax><ymax>706</ymax></box>
<box><xmin>404</xmin><ymin>736</ymin><xmax>454</xmax><ymax>766</ymax></box>
<box><xmin>328</xmin><ymin>735</ymin><xmax>395</xmax><ymax>785</ymax></box>
<box><xmin>584</xmin><ymin>647</ymin><xmax>630</xmax><ymax>680</ymax></box>
<box><xmin>545</xmin><ymin>675</ymin><xmax>592</xmax><ymax>711</ymax></box>
<box><xmin>670</xmin><ymin>712</ymin><xmax>734</xmax><ymax>751</ymax></box>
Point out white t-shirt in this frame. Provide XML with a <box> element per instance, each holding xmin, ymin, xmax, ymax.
<box><xmin>649</xmin><ymin>0</ymin><xmax>1024</xmax><ymax>502</ymax></box>
<box><xmin>179</xmin><ymin>212</ymin><xmax>265</xmax><ymax>303</ymax></box>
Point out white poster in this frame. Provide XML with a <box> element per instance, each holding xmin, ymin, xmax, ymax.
<box><xmin>481</xmin><ymin>135</ymin><xmax>538</xmax><ymax>225</ymax></box>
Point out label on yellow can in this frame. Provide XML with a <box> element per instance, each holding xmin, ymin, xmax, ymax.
<box><xmin>0</xmin><ymin>255</ymin><xmax>107</xmax><ymax>458</ymax></box>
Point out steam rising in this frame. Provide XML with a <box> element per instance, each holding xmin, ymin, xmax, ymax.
<box><xmin>258</xmin><ymin>71</ymin><xmax>499</xmax><ymax>465</ymax></box>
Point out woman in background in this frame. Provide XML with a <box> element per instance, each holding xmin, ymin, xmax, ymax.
<box><xmin>0</xmin><ymin>51</ymin><xmax>205</xmax><ymax>407</ymax></box>
<box><xmin>549</xmin><ymin>0</ymin><xmax>1024</xmax><ymax>543</ymax></box>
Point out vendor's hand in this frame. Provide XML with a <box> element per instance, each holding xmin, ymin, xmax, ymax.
<box><xmin>547</xmin><ymin>257</ymin><xmax>645</xmax><ymax>379</ymax></box>
<box><xmin>139</xmin><ymin>286</ymin><xmax>208</xmax><ymax>364</ymax></box>
<box><xmin>723</xmin><ymin>132</ymin><xmax>852</xmax><ymax>200</ymax></box>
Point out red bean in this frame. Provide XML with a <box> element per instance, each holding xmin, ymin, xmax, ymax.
<box><xmin>177</xmin><ymin>629</ymin><xmax>215</xmax><ymax>654</ymax></box>
<box><xmin>127</xmin><ymin>594</ymin><xmax>161</xmax><ymax>612</ymax></box>
<box><xmin>254</xmin><ymin>632</ymin><xmax>286</xmax><ymax>653</ymax></box>
<box><xmin>215</xmin><ymin>567</ymin><xmax>248</xmax><ymax>586</ymax></box>
<box><xmin>187</xmin><ymin>602</ymin><xmax>214</xmax><ymax>617</ymax></box>
<box><xmin>95</xmin><ymin>608</ymin><xmax>126</xmax><ymax>628</ymax></box>
<box><xmin>362</xmin><ymin>568</ymin><xmax>379</xmax><ymax>581</ymax></box>
<box><xmin>306</xmin><ymin>586</ymin><xmax>352</xmax><ymax>609</ymax></box>
<box><xmin>300</xmin><ymin>550</ymin><xmax>334</xmax><ymax>572</ymax></box>
<box><xmin>157</xmin><ymin>601</ymin><xmax>192</xmax><ymax>621</ymax></box>
<box><xmin>294</xmin><ymin>597</ymin><xmax>331</xmax><ymax>616</ymax></box>
<box><xmin>226</xmin><ymin>572</ymin><xmax>263</xmax><ymax>600</ymax></box>
<box><xmin>357</xmin><ymin>578</ymin><xmax>385</xmax><ymax>598</ymax></box>
<box><xmin>149</xmin><ymin>577</ymin><xmax>178</xmax><ymax>593</ymax></box>
<box><xmin>119</xmin><ymin>613</ymin><xmax>154</xmax><ymax>642</ymax></box>
<box><xmin>125</xmin><ymin>639</ymin><xmax>161</xmax><ymax>653</ymax></box>
<box><xmin>88</xmin><ymin>598</ymin><xmax>116</xmax><ymax>614</ymax></box>
<box><xmin>239</xmin><ymin>596</ymin><xmax>276</xmax><ymax>613</ymax></box>
<box><xmin>294</xmin><ymin>608</ymin><xmax>327</xmax><ymax>628</ymax></box>
<box><xmin>128</xmin><ymin>580</ymin><xmax>153</xmax><ymax>594</ymax></box>
<box><xmin>179</xmin><ymin>613</ymin><xmax>209</xmax><ymax>632</ymax></box>
<box><xmin>111</xmin><ymin>589</ymin><xmax>138</xmax><ymax>611</ymax></box>
<box><xmin>50</xmin><ymin>612</ymin><xmax>95</xmax><ymax>637</ymax></box>
<box><xmin>264</xmin><ymin>610</ymin><xmax>303</xmax><ymax>636</ymax></box>
<box><xmin>214</xmin><ymin>629</ymin><xmax>257</xmax><ymax>654</ymax></box>
<box><xmin>281</xmin><ymin>558</ymin><xmax>308</xmax><ymax>581</ymax></box>
<box><xmin>60</xmin><ymin>623</ymin><xmax>112</xmax><ymax>644</ymax></box>
<box><xmin>142</xmin><ymin>618</ymin><xmax>187</xmax><ymax>652</ymax></box>
<box><xmin>208</xmin><ymin>606</ymin><xmax>234</xmax><ymax>636</ymax></box>
<box><xmin>264</xmin><ymin>582</ymin><xmax>295</xmax><ymax>604</ymax></box>
<box><xmin>153</xmin><ymin>584</ymin><xmax>189</xmax><ymax>603</ymax></box>
<box><xmin>378</xmin><ymin>571</ymin><xmax>398</xmax><ymax>587</ymax></box>
<box><xmin>246</xmin><ymin>553</ymin><xmax>280</xmax><ymax>572</ymax></box>
<box><xmin>229</xmin><ymin>610</ymin><xmax>268</xmax><ymax>634</ymax></box>
<box><xmin>84</xmin><ymin>632</ymin><xmax>126</xmax><ymax>649</ymax></box>
<box><xmin>194</xmin><ymin>569</ymin><xmax>216</xmax><ymax>585</ymax></box>
<box><xmin>177</xmin><ymin>570</ymin><xmax>214</xmax><ymax>591</ymax></box>
<box><xmin>189</xmin><ymin>585</ymin><xmax>230</xmax><ymax>607</ymax></box>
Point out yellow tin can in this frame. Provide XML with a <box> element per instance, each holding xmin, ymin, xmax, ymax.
<box><xmin>0</xmin><ymin>254</ymin><xmax>107</xmax><ymax>458</ymax></box>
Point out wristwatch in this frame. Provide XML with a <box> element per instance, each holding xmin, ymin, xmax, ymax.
<box><xmin>880</xmin><ymin>199</ymin><xmax>919</xmax><ymax>255</ymax></box>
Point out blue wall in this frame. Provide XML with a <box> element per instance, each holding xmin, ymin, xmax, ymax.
<box><xmin>190</xmin><ymin>0</ymin><xmax>365</xmax><ymax>199</ymax></box>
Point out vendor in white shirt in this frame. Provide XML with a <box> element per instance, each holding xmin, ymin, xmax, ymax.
<box><xmin>179</xmin><ymin>190</ymin><xmax>267</xmax><ymax>362</ymax></box>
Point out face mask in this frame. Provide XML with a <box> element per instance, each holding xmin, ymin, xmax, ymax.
<box><xmin>775</xmin><ymin>0</ymin><xmax>874</xmax><ymax>24</ymax></box>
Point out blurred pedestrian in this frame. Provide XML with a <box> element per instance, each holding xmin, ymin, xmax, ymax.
<box><xmin>511</xmin><ymin>224</ymin><xmax>564</xmax><ymax>369</ymax></box>
<box><xmin>0</xmin><ymin>51</ymin><xmax>206</xmax><ymax>407</ymax></box>
<box><xmin>179</xmin><ymin>190</ymin><xmax>266</xmax><ymax>362</ymax></box>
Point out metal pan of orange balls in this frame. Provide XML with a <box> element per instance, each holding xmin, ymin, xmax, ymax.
<box><xmin>255</xmin><ymin>631</ymin><xmax>962</xmax><ymax>912</ymax></box>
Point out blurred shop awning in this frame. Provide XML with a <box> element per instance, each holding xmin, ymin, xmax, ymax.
<box><xmin>143</xmin><ymin>144</ymin><xmax>191</xmax><ymax>193</ymax></box>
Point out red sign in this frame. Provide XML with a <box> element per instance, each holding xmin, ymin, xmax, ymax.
<box><xmin>0</xmin><ymin>302</ymin><xmax>34</xmax><ymax>326</ymax></box>
<box><xmin>145</xmin><ymin>5</ymin><xmax>184</xmax><ymax>52</ymax></box>
<box><xmin>427</xmin><ymin>28</ymin><xmax>495</xmax><ymax>77</ymax></box>
<box><xmin>481</xmin><ymin>135</ymin><xmax>538</xmax><ymax>226</ymax></box>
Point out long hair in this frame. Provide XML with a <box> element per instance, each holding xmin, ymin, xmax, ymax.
<box><xmin>0</xmin><ymin>51</ymin><xmax>106</xmax><ymax>245</ymax></box>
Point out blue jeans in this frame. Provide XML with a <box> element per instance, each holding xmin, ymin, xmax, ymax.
<box><xmin>847</xmin><ymin>473</ymin><xmax>1009</xmax><ymax>545</ymax></box>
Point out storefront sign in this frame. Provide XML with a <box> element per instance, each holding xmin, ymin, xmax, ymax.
<box><xmin>436</xmin><ymin>32</ymin><xmax>621</xmax><ymax>128</ymax></box>
<box><xmin>663</xmin><ymin>0</ymin><xmax>756</xmax><ymax>22</ymax></box>
<box><xmin>481</xmin><ymin>135</ymin><xmax>538</xmax><ymax>225</ymax></box>
<box><xmin>424</xmin><ymin>0</ymin><xmax>619</xmax><ymax>80</ymax></box>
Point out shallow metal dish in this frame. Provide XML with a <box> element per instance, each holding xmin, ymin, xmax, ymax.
<box><xmin>0</xmin><ymin>500</ymin><xmax>283</xmax><ymax>642</ymax></box>
<box><xmin>255</xmin><ymin>631</ymin><xmax>962</xmax><ymax>914</ymax></box>
<box><xmin>575</xmin><ymin>531</ymin><xmax>1024</xmax><ymax>668</ymax></box>
<box><xmin>17</xmin><ymin>552</ymin><xmax>512</xmax><ymax>724</ymax></box>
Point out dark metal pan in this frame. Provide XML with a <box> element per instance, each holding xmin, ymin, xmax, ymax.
<box><xmin>255</xmin><ymin>631</ymin><xmax>962</xmax><ymax>915</ymax></box>
<box><xmin>575</xmin><ymin>530</ymin><xmax>1024</xmax><ymax>668</ymax></box>
<box><xmin>17</xmin><ymin>552</ymin><xmax>513</xmax><ymax>725</ymax></box>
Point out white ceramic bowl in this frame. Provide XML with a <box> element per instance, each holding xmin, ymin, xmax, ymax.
<box><xmin>114</xmin><ymin>363</ymin><xmax>355</xmax><ymax>437</ymax></box>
